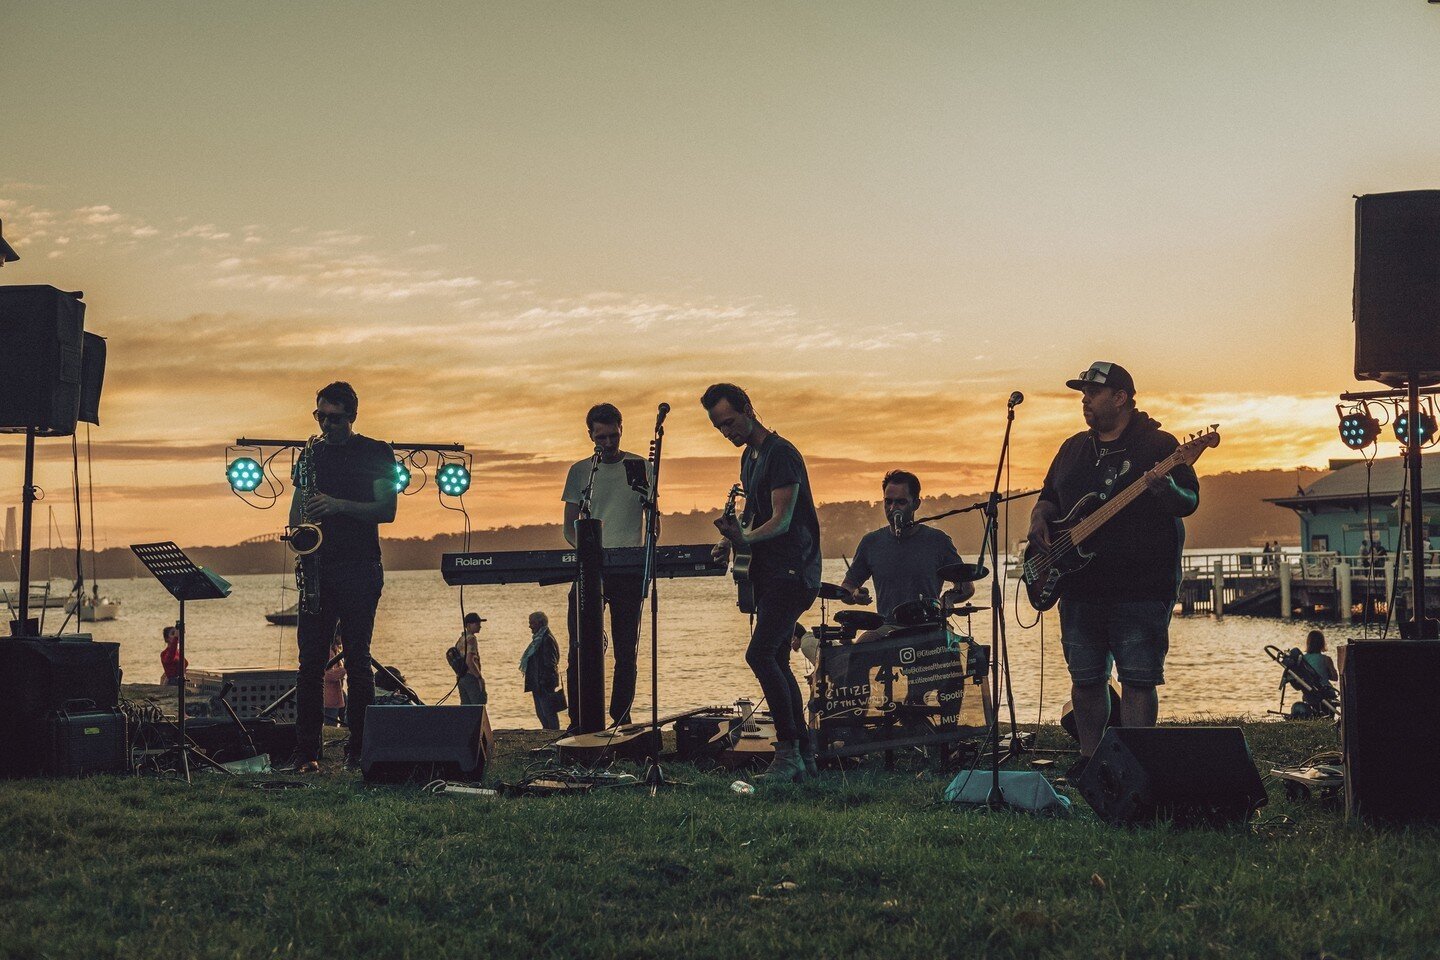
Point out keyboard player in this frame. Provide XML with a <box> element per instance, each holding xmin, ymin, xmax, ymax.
<box><xmin>561</xmin><ymin>403</ymin><xmax>652</xmax><ymax>730</ymax></box>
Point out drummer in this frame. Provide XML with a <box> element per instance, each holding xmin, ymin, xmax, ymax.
<box><xmin>838</xmin><ymin>470</ymin><xmax>975</xmax><ymax>621</ymax></box>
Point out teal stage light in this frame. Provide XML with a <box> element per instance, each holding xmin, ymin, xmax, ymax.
<box><xmin>1337</xmin><ymin>410</ymin><xmax>1380</xmax><ymax>450</ymax></box>
<box><xmin>226</xmin><ymin>457</ymin><xmax>263</xmax><ymax>492</ymax></box>
<box><xmin>1394</xmin><ymin>411</ymin><xmax>1437</xmax><ymax>447</ymax></box>
<box><xmin>437</xmin><ymin>462</ymin><xmax>471</xmax><ymax>496</ymax></box>
<box><xmin>394</xmin><ymin>461</ymin><xmax>412</xmax><ymax>493</ymax></box>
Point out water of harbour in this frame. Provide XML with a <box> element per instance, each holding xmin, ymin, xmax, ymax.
<box><xmin>61</xmin><ymin>559</ymin><xmax>1353</xmax><ymax>729</ymax></box>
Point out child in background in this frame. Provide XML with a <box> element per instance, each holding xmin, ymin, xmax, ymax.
<box><xmin>160</xmin><ymin>626</ymin><xmax>186</xmax><ymax>686</ymax></box>
<box><xmin>323</xmin><ymin>631</ymin><xmax>346</xmax><ymax>726</ymax></box>
<box><xmin>1304</xmin><ymin>630</ymin><xmax>1338</xmax><ymax>683</ymax></box>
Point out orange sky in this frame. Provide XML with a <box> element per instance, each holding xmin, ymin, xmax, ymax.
<box><xmin>3</xmin><ymin>2</ymin><xmax>1438</xmax><ymax>548</ymax></box>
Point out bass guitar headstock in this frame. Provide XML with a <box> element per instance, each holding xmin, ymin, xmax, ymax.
<box><xmin>1175</xmin><ymin>424</ymin><xmax>1221</xmax><ymax>466</ymax></box>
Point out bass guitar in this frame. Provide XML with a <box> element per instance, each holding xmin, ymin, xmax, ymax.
<box><xmin>721</xmin><ymin>483</ymin><xmax>756</xmax><ymax>614</ymax></box>
<box><xmin>1021</xmin><ymin>425</ymin><xmax>1220</xmax><ymax>611</ymax></box>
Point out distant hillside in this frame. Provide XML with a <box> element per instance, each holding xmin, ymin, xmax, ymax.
<box><xmin>18</xmin><ymin>466</ymin><xmax>1326</xmax><ymax>581</ymax></box>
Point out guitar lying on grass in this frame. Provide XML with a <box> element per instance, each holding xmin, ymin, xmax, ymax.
<box><xmin>1021</xmin><ymin>425</ymin><xmax>1220</xmax><ymax>612</ymax></box>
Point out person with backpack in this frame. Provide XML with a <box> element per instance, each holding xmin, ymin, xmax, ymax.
<box><xmin>449</xmin><ymin>612</ymin><xmax>487</xmax><ymax>706</ymax></box>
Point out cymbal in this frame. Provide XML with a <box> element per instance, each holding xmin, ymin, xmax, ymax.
<box><xmin>817</xmin><ymin>582</ymin><xmax>850</xmax><ymax>601</ymax></box>
<box><xmin>945</xmin><ymin>604</ymin><xmax>984</xmax><ymax>617</ymax></box>
<box><xmin>937</xmin><ymin>561</ymin><xmax>988</xmax><ymax>584</ymax></box>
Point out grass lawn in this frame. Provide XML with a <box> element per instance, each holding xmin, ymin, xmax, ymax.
<box><xmin>0</xmin><ymin>717</ymin><xmax>1434</xmax><ymax>960</ymax></box>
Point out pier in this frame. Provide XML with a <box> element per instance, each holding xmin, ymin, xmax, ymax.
<box><xmin>1177</xmin><ymin>550</ymin><xmax>1440</xmax><ymax>621</ymax></box>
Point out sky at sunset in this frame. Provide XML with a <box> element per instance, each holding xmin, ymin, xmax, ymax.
<box><xmin>4</xmin><ymin>1</ymin><xmax>1440</xmax><ymax>550</ymax></box>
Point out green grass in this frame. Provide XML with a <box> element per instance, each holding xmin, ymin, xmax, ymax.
<box><xmin>0</xmin><ymin>719</ymin><xmax>1435</xmax><ymax>960</ymax></box>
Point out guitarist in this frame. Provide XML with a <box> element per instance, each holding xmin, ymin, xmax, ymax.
<box><xmin>1026</xmin><ymin>362</ymin><xmax>1199</xmax><ymax>776</ymax></box>
<box><xmin>704</xmin><ymin>383</ymin><xmax>821</xmax><ymax>783</ymax></box>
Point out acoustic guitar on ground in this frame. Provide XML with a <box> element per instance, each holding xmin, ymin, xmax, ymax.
<box><xmin>1021</xmin><ymin>425</ymin><xmax>1220</xmax><ymax>612</ymax></box>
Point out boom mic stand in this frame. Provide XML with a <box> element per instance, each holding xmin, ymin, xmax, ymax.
<box><xmin>978</xmin><ymin>393</ymin><xmax>1028</xmax><ymax>810</ymax></box>
<box><xmin>640</xmin><ymin>403</ymin><xmax>673</xmax><ymax>792</ymax></box>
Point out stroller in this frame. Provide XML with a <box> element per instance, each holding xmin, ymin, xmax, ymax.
<box><xmin>1264</xmin><ymin>645</ymin><xmax>1340</xmax><ymax>719</ymax></box>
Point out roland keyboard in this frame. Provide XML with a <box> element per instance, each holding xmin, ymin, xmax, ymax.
<box><xmin>441</xmin><ymin>544</ymin><xmax>727</xmax><ymax>586</ymax></box>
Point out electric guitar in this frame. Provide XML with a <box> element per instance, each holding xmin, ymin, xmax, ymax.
<box><xmin>1021</xmin><ymin>426</ymin><xmax>1220</xmax><ymax>611</ymax></box>
<box><xmin>721</xmin><ymin>483</ymin><xmax>756</xmax><ymax>614</ymax></box>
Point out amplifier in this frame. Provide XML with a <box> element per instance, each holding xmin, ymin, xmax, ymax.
<box><xmin>42</xmin><ymin>706</ymin><xmax>128</xmax><ymax>776</ymax></box>
<box><xmin>0</xmin><ymin>637</ymin><xmax>121</xmax><ymax>778</ymax></box>
<box><xmin>674</xmin><ymin>703</ymin><xmax>776</xmax><ymax>768</ymax></box>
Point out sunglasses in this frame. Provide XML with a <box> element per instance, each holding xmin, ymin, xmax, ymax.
<box><xmin>1075</xmin><ymin>363</ymin><xmax>1114</xmax><ymax>385</ymax></box>
<box><xmin>314</xmin><ymin>410</ymin><xmax>352</xmax><ymax>424</ymax></box>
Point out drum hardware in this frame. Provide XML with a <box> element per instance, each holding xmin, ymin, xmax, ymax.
<box><xmin>835</xmin><ymin>609</ymin><xmax>885</xmax><ymax>631</ymax></box>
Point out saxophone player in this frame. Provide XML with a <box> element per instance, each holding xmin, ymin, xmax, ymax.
<box><xmin>283</xmin><ymin>381</ymin><xmax>398</xmax><ymax>773</ymax></box>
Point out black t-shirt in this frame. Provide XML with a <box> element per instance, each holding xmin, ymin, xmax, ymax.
<box><xmin>740</xmin><ymin>433</ymin><xmax>822</xmax><ymax>590</ymax></box>
<box><xmin>295</xmin><ymin>434</ymin><xmax>394</xmax><ymax>565</ymax></box>
<box><xmin>1037</xmin><ymin>413</ymin><xmax>1199</xmax><ymax>601</ymax></box>
<box><xmin>849</xmin><ymin>525</ymin><xmax>963</xmax><ymax>620</ymax></box>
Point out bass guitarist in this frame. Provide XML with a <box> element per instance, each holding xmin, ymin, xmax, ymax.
<box><xmin>704</xmin><ymin>383</ymin><xmax>821</xmax><ymax>783</ymax></box>
<box><xmin>1026</xmin><ymin>362</ymin><xmax>1199</xmax><ymax>778</ymax></box>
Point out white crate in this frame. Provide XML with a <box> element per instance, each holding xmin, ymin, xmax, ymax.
<box><xmin>189</xmin><ymin>667</ymin><xmax>297</xmax><ymax>723</ymax></box>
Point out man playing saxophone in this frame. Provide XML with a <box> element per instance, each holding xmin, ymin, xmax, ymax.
<box><xmin>283</xmin><ymin>381</ymin><xmax>398</xmax><ymax>773</ymax></box>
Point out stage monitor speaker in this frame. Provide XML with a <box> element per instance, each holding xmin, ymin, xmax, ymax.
<box><xmin>0</xmin><ymin>285</ymin><xmax>87</xmax><ymax>435</ymax></box>
<box><xmin>1342</xmin><ymin>640</ymin><xmax>1440</xmax><ymax>824</ymax></box>
<box><xmin>1354</xmin><ymin>190</ymin><xmax>1440</xmax><ymax>387</ymax></box>
<box><xmin>360</xmin><ymin>705</ymin><xmax>492</xmax><ymax>784</ymax></box>
<box><xmin>1075</xmin><ymin>726</ymin><xmax>1267</xmax><ymax>827</ymax></box>
<box><xmin>0</xmin><ymin>636</ymin><xmax>121</xmax><ymax>777</ymax></box>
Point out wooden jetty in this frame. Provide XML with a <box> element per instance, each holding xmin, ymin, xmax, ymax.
<box><xmin>1177</xmin><ymin>550</ymin><xmax>1440</xmax><ymax>621</ymax></box>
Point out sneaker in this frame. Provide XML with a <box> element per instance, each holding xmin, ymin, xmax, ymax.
<box><xmin>277</xmin><ymin>752</ymin><xmax>319</xmax><ymax>774</ymax></box>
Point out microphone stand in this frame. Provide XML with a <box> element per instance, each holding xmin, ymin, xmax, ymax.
<box><xmin>980</xmin><ymin>394</ymin><xmax>1024</xmax><ymax>810</ymax></box>
<box><xmin>640</xmin><ymin>404</ymin><xmax>672</xmax><ymax>792</ymax></box>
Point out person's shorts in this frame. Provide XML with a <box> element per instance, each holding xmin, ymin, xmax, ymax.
<box><xmin>1058</xmin><ymin>598</ymin><xmax>1172</xmax><ymax>686</ymax></box>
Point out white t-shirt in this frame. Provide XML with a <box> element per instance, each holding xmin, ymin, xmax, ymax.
<box><xmin>562</xmin><ymin>453</ymin><xmax>651</xmax><ymax>547</ymax></box>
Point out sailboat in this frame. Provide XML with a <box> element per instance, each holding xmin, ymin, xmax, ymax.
<box><xmin>265</xmin><ymin>585</ymin><xmax>299</xmax><ymax>626</ymax></box>
<box><xmin>64</xmin><ymin>427</ymin><xmax>120</xmax><ymax>622</ymax></box>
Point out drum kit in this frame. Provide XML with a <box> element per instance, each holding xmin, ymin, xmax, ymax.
<box><xmin>812</xmin><ymin>560</ymin><xmax>989</xmax><ymax>644</ymax></box>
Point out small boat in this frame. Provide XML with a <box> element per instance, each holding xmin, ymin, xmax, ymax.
<box><xmin>266</xmin><ymin>600</ymin><xmax>300</xmax><ymax>626</ymax></box>
<box><xmin>1</xmin><ymin>581</ymin><xmax>71</xmax><ymax>609</ymax></box>
<box><xmin>65</xmin><ymin>586</ymin><xmax>121</xmax><ymax>622</ymax></box>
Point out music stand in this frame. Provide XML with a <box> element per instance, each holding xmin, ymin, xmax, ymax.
<box><xmin>131</xmin><ymin>541</ymin><xmax>232</xmax><ymax>781</ymax></box>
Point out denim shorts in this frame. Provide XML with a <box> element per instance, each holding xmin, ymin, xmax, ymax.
<box><xmin>1058</xmin><ymin>598</ymin><xmax>1172</xmax><ymax>686</ymax></box>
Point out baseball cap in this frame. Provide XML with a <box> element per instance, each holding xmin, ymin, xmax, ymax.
<box><xmin>1066</xmin><ymin>361</ymin><xmax>1136</xmax><ymax>396</ymax></box>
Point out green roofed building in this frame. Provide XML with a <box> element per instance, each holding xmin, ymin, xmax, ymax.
<box><xmin>1267</xmin><ymin>454</ymin><xmax>1440</xmax><ymax>556</ymax></box>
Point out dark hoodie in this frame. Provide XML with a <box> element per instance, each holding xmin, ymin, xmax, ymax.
<box><xmin>1037</xmin><ymin>411</ymin><xmax>1200</xmax><ymax>602</ymax></box>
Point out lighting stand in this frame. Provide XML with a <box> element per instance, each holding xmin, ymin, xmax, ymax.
<box><xmin>1340</xmin><ymin>381</ymin><xmax>1439</xmax><ymax>639</ymax></box>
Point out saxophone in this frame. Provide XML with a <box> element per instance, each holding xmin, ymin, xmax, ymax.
<box><xmin>283</xmin><ymin>435</ymin><xmax>324</xmax><ymax>615</ymax></box>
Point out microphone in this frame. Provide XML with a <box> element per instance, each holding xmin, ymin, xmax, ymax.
<box><xmin>656</xmin><ymin>402</ymin><xmax>670</xmax><ymax>426</ymax></box>
<box><xmin>1008</xmin><ymin>391</ymin><xmax>1024</xmax><ymax>408</ymax></box>
<box><xmin>890</xmin><ymin>509</ymin><xmax>908</xmax><ymax>539</ymax></box>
